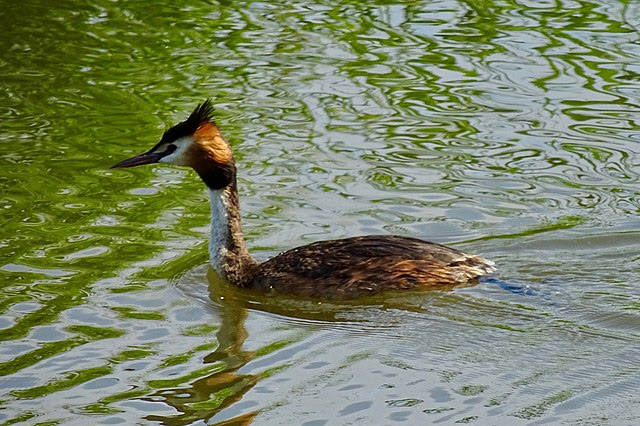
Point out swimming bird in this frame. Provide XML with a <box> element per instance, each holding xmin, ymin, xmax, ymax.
<box><xmin>111</xmin><ymin>100</ymin><xmax>496</xmax><ymax>299</ymax></box>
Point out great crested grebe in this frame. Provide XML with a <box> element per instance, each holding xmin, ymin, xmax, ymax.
<box><xmin>112</xmin><ymin>100</ymin><xmax>496</xmax><ymax>299</ymax></box>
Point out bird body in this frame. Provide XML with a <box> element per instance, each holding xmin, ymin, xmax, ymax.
<box><xmin>112</xmin><ymin>100</ymin><xmax>495</xmax><ymax>299</ymax></box>
<box><xmin>247</xmin><ymin>235</ymin><xmax>494</xmax><ymax>298</ymax></box>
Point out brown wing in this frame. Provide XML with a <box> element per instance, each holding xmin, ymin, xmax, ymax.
<box><xmin>247</xmin><ymin>235</ymin><xmax>495</xmax><ymax>299</ymax></box>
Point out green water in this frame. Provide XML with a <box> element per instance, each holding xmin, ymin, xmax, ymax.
<box><xmin>1</xmin><ymin>0</ymin><xmax>640</xmax><ymax>424</ymax></box>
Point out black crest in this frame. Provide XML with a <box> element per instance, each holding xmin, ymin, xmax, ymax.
<box><xmin>160</xmin><ymin>99</ymin><xmax>215</xmax><ymax>144</ymax></box>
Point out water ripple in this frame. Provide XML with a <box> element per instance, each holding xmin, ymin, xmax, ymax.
<box><xmin>1</xmin><ymin>0</ymin><xmax>640</xmax><ymax>424</ymax></box>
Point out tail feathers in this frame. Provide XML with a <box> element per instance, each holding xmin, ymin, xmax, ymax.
<box><xmin>449</xmin><ymin>254</ymin><xmax>496</xmax><ymax>281</ymax></box>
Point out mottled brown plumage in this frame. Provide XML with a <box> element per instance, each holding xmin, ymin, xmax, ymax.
<box><xmin>112</xmin><ymin>100</ymin><xmax>496</xmax><ymax>300</ymax></box>
<box><xmin>245</xmin><ymin>235</ymin><xmax>495</xmax><ymax>298</ymax></box>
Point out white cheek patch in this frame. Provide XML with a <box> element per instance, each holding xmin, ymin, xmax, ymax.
<box><xmin>158</xmin><ymin>136</ymin><xmax>193</xmax><ymax>166</ymax></box>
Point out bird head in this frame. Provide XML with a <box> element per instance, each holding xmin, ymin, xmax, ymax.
<box><xmin>111</xmin><ymin>99</ymin><xmax>235</xmax><ymax>189</ymax></box>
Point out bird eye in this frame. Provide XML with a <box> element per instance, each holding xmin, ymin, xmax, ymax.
<box><xmin>165</xmin><ymin>144</ymin><xmax>177</xmax><ymax>155</ymax></box>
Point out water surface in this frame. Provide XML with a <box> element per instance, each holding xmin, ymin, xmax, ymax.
<box><xmin>1</xmin><ymin>0</ymin><xmax>640</xmax><ymax>425</ymax></box>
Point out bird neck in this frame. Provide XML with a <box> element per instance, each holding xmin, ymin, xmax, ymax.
<box><xmin>208</xmin><ymin>180</ymin><xmax>257</xmax><ymax>285</ymax></box>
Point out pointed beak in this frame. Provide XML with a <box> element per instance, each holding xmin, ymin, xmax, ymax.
<box><xmin>110</xmin><ymin>151</ymin><xmax>165</xmax><ymax>169</ymax></box>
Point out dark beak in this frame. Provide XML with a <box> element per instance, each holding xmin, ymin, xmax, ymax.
<box><xmin>110</xmin><ymin>151</ymin><xmax>165</xmax><ymax>169</ymax></box>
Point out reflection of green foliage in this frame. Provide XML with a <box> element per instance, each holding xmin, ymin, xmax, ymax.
<box><xmin>11</xmin><ymin>366</ymin><xmax>112</xmax><ymax>399</ymax></box>
<box><xmin>0</xmin><ymin>337</ymin><xmax>85</xmax><ymax>377</ymax></box>
<box><xmin>514</xmin><ymin>390</ymin><xmax>572</xmax><ymax>419</ymax></box>
<box><xmin>159</xmin><ymin>342</ymin><xmax>217</xmax><ymax>368</ymax></box>
<box><xmin>260</xmin><ymin>362</ymin><xmax>295</xmax><ymax>379</ymax></box>
<box><xmin>255</xmin><ymin>338</ymin><xmax>296</xmax><ymax>357</ymax></box>
<box><xmin>446</xmin><ymin>315</ymin><xmax>526</xmax><ymax>332</ymax></box>
<box><xmin>386</xmin><ymin>398</ymin><xmax>423</xmax><ymax>407</ymax></box>
<box><xmin>183</xmin><ymin>323</ymin><xmax>219</xmax><ymax>336</ymax></box>
<box><xmin>1</xmin><ymin>0</ymin><xmax>639</xmax><ymax>424</ymax></box>
<box><xmin>424</xmin><ymin>406</ymin><xmax>455</xmax><ymax>414</ymax></box>
<box><xmin>626</xmin><ymin>302</ymin><xmax>640</xmax><ymax>311</ymax></box>
<box><xmin>456</xmin><ymin>384</ymin><xmax>487</xmax><ymax>396</ymax></box>
<box><xmin>84</xmin><ymin>389</ymin><xmax>149</xmax><ymax>415</ymax></box>
<box><xmin>0</xmin><ymin>327</ymin><xmax>124</xmax><ymax>377</ymax></box>
<box><xmin>147</xmin><ymin>364</ymin><xmax>227</xmax><ymax>389</ymax></box>
<box><xmin>111</xmin><ymin>306</ymin><xmax>165</xmax><ymax>321</ymax></box>
<box><xmin>0</xmin><ymin>411</ymin><xmax>37</xmax><ymax>426</ymax></box>
<box><xmin>27</xmin><ymin>421</ymin><xmax>60</xmax><ymax>426</ymax></box>
<box><xmin>455</xmin><ymin>416</ymin><xmax>479</xmax><ymax>424</ymax></box>
<box><xmin>66</xmin><ymin>325</ymin><xmax>126</xmax><ymax>339</ymax></box>
<box><xmin>110</xmin><ymin>348</ymin><xmax>156</xmax><ymax>363</ymax></box>
<box><xmin>465</xmin><ymin>215</ymin><xmax>585</xmax><ymax>243</ymax></box>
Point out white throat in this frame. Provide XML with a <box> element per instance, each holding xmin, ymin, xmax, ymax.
<box><xmin>208</xmin><ymin>188</ymin><xmax>230</xmax><ymax>279</ymax></box>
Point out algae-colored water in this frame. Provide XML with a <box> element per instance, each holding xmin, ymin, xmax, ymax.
<box><xmin>1</xmin><ymin>1</ymin><xmax>640</xmax><ymax>425</ymax></box>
